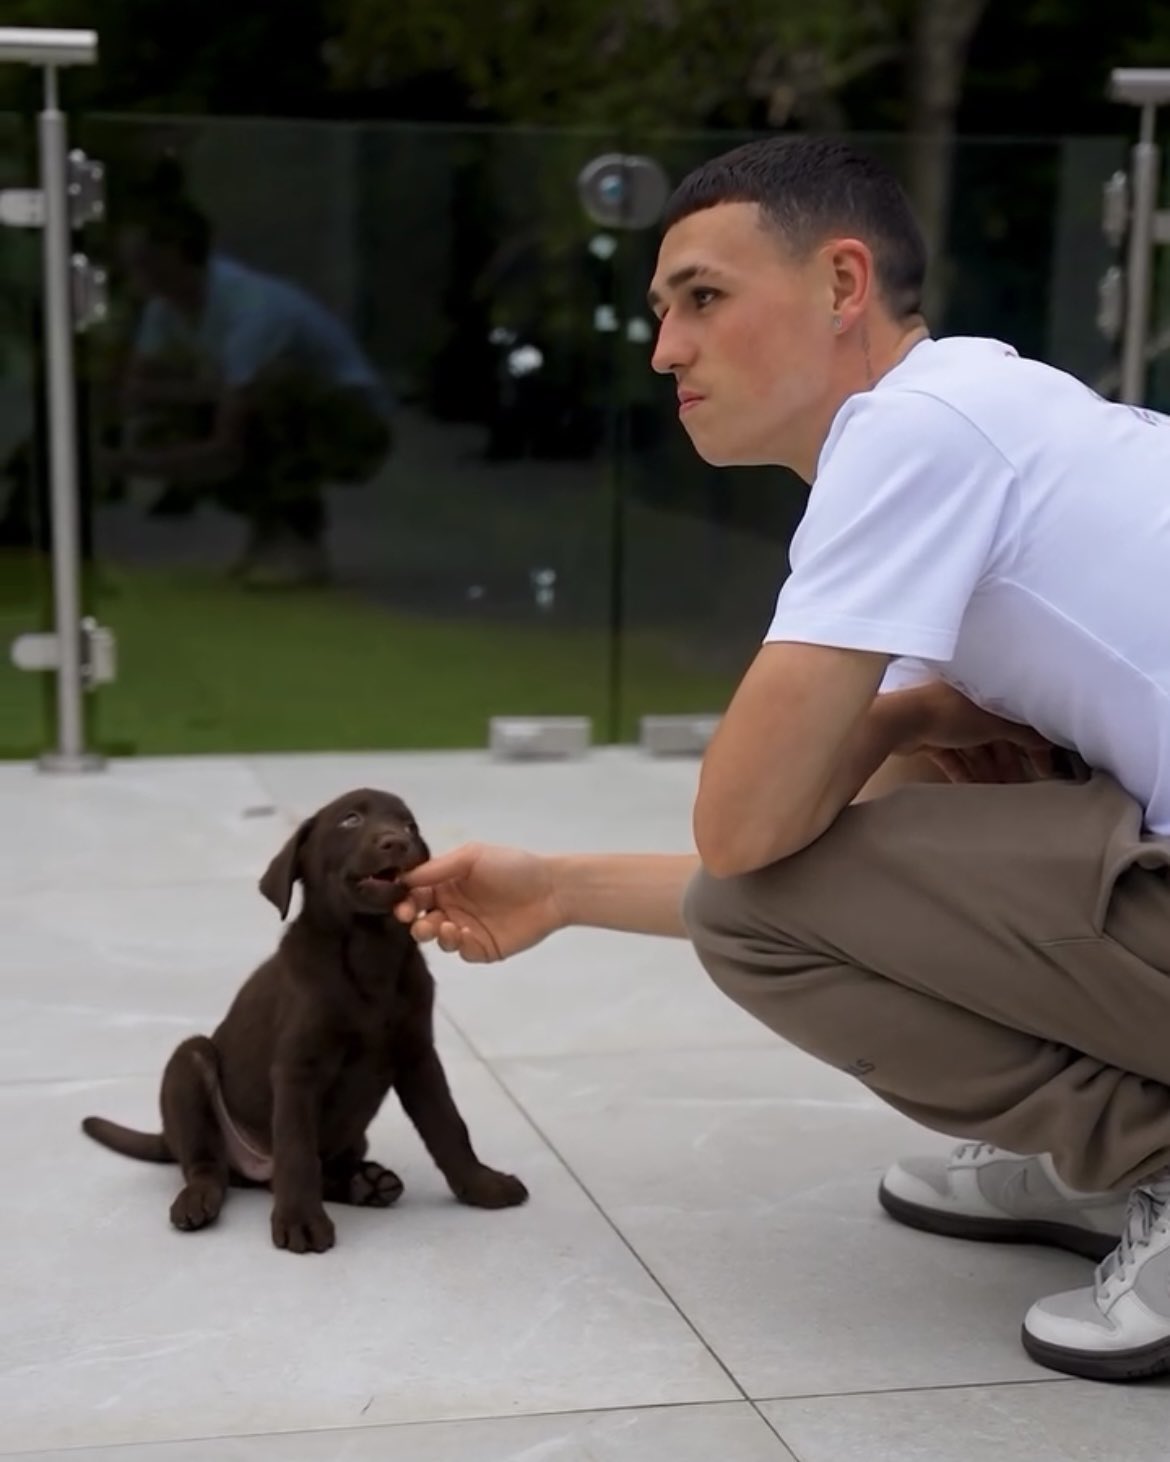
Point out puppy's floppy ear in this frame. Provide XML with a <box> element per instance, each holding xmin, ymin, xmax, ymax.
<box><xmin>259</xmin><ymin>816</ymin><xmax>315</xmax><ymax>919</ymax></box>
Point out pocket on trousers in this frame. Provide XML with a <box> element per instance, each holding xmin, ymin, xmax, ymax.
<box><xmin>1033</xmin><ymin>931</ymin><xmax>1170</xmax><ymax>1086</ymax></box>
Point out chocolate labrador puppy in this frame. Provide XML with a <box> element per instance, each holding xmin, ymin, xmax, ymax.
<box><xmin>81</xmin><ymin>788</ymin><xmax>528</xmax><ymax>1252</ymax></box>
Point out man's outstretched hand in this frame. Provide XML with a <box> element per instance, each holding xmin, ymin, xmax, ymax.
<box><xmin>393</xmin><ymin>843</ymin><xmax>566</xmax><ymax>963</ymax></box>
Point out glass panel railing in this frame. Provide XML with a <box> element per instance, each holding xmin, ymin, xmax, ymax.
<box><xmin>70</xmin><ymin>115</ymin><xmax>625</xmax><ymax>755</ymax></box>
<box><xmin>4</xmin><ymin>119</ymin><xmax>1141</xmax><ymax>760</ymax></box>
<box><xmin>0</xmin><ymin>111</ymin><xmax>53</xmax><ymax>758</ymax></box>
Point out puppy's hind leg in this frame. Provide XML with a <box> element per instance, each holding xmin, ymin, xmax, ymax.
<box><xmin>161</xmin><ymin>1036</ymin><xmax>230</xmax><ymax>1233</ymax></box>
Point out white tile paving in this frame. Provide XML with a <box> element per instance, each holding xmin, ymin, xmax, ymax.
<box><xmin>759</xmin><ymin>1383</ymin><xmax>1170</xmax><ymax>1462</ymax></box>
<box><xmin>1</xmin><ymin>750</ymin><xmax>1161</xmax><ymax>1459</ymax></box>
<box><xmin>2</xmin><ymin>1402</ymin><xmax>796</xmax><ymax>1462</ymax></box>
<box><xmin>492</xmin><ymin>1047</ymin><xmax>1096</xmax><ymax>1396</ymax></box>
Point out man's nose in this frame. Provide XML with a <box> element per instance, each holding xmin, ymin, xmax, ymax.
<box><xmin>650</xmin><ymin>313</ymin><xmax>693</xmax><ymax>376</ymax></box>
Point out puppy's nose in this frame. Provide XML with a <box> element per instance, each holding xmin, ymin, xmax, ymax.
<box><xmin>375</xmin><ymin>830</ymin><xmax>412</xmax><ymax>861</ymax></box>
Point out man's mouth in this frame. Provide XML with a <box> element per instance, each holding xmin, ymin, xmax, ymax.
<box><xmin>678</xmin><ymin>391</ymin><xmax>704</xmax><ymax>414</ymax></box>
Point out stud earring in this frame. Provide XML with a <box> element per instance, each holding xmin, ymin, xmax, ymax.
<box><xmin>831</xmin><ymin>314</ymin><xmax>843</xmax><ymax>332</ymax></box>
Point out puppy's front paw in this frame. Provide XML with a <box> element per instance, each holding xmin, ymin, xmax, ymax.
<box><xmin>271</xmin><ymin>1204</ymin><xmax>336</xmax><ymax>1253</ymax></box>
<box><xmin>455</xmin><ymin>1166</ymin><xmax>529</xmax><ymax>1210</ymax></box>
<box><xmin>170</xmin><ymin>1178</ymin><xmax>225</xmax><ymax>1232</ymax></box>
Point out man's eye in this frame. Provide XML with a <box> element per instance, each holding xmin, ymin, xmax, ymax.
<box><xmin>340</xmin><ymin>812</ymin><xmax>363</xmax><ymax>829</ymax></box>
<box><xmin>692</xmin><ymin>287</ymin><xmax>718</xmax><ymax>309</ymax></box>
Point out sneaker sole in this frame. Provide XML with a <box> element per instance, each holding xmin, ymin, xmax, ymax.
<box><xmin>1020</xmin><ymin>1325</ymin><xmax>1170</xmax><ymax>1382</ymax></box>
<box><xmin>877</xmin><ymin>1180</ymin><xmax>1118</xmax><ymax>1262</ymax></box>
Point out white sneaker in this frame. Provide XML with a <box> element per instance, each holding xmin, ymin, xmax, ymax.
<box><xmin>879</xmin><ymin>1142</ymin><xmax>1128</xmax><ymax>1261</ymax></box>
<box><xmin>1022</xmin><ymin>1170</ymin><xmax>1170</xmax><ymax>1381</ymax></box>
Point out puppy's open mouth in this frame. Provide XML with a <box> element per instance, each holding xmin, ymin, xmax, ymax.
<box><xmin>356</xmin><ymin>866</ymin><xmax>404</xmax><ymax>891</ymax></box>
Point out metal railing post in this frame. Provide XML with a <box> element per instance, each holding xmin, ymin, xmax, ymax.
<box><xmin>38</xmin><ymin>65</ymin><xmax>90</xmax><ymax>768</ymax></box>
<box><xmin>1102</xmin><ymin>69</ymin><xmax>1170</xmax><ymax>407</ymax></box>
<box><xmin>0</xmin><ymin>28</ymin><xmax>111</xmax><ymax>772</ymax></box>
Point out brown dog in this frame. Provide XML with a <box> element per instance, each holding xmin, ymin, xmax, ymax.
<box><xmin>81</xmin><ymin>788</ymin><xmax>528</xmax><ymax>1252</ymax></box>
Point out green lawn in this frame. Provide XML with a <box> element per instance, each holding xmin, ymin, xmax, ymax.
<box><xmin>0</xmin><ymin>551</ymin><xmax>736</xmax><ymax>757</ymax></box>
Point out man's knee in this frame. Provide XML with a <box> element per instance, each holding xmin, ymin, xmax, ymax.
<box><xmin>682</xmin><ymin>862</ymin><xmax>724</xmax><ymax>940</ymax></box>
<box><xmin>682</xmin><ymin>864</ymin><xmax>761</xmax><ymax>997</ymax></box>
<box><xmin>683</xmin><ymin>860</ymin><xmax>830</xmax><ymax>1057</ymax></box>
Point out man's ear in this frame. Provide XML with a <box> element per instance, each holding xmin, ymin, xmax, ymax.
<box><xmin>259</xmin><ymin>815</ymin><xmax>315</xmax><ymax>920</ymax></box>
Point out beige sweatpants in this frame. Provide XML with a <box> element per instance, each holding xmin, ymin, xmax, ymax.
<box><xmin>683</xmin><ymin>771</ymin><xmax>1170</xmax><ymax>1193</ymax></box>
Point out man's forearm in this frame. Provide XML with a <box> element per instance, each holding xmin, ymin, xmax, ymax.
<box><xmin>548</xmin><ymin>852</ymin><xmax>700</xmax><ymax>939</ymax></box>
<box><xmin>707</xmin><ymin>689</ymin><xmax>926</xmax><ymax>875</ymax></box>
<box><xmin>540</xmin><ymin>707</ymin><xmax>934</xmax><ymax>938</ymax></box>
<box><xmin>803</xmin><ymin>689</ymin><xmax>928</xmax><ymax>839</ymax></box>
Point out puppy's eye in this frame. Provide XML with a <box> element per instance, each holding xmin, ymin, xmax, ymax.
<box><xmin>340</xmin><ymin>811</ymin><xmax>363</xmax><ymax>829</ymax></box>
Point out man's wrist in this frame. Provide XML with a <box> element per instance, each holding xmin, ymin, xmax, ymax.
<box><xmin>545</xmin><ymin>853</ymin><xmax>585</xmax><ymax>929</ymax></box>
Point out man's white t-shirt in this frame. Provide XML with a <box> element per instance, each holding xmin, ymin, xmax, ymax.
<box><xmin>764</xmin><ymin>335</ymin><xmax>1170</xmax><ymax>835</ymax></box>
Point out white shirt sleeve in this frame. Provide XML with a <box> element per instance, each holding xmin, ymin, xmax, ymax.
<box><xmin>879</xmin><ymin>656</ymin><xmax>936</xmax><ymax>694</ymax></box>
<box><xmin>764</xmin><ymin>388</ymin><xmax>1018</xmax><ymax>664</ymax></box>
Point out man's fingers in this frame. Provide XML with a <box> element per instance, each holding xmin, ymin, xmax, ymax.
<box><xmin>408</xmin><ymin>913</ymin><xmax>442</xmax><ymax>944</ymax></box>
<box><xmin>989</xmin><ymin>741</ymin><xmax>1028</xmax><ymax>782</ymax></box>
<box><xmin>929</xmin><ymin>732</ymin><xmax>1058</xmax><ymax>785</ymax></box>
<box><xmin>400</xmin><ymin>906</ymin><xmax>491</xmax><ymax>964</ymax></box>
<box><xmin>929</xmin><ymin>749</ymin><xmax>972</xmax><ymax>782</ymax></box>
<box><xmin>400</xmin><ymin>845</ymin><xmax>478</xmax><ymax>889</ymax></box>
<box><xmin>961</xmin><ymin>749</ymin><xmax>994</xmax><ymax>781</ymax></box>
<box><xmin>411</xmin><ymin>884</ymin><xmax>435</xmax><ymax>910</ymax></box>
<box><xmin>395</xmin><ymin>910</ymin><xmax>482</xmax><ymax>961</ymax></box>
<box><xmin>393</xmin><ymin>885</ymin><xmax>434</xmax><ymax>925</ymax></box>
<box><xmin>434</xmin><ymin>920</ymin><xmax>490</xmax><ymax>963</ymax></box>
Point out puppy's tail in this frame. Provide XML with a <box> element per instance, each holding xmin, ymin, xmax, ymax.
<box><xmin>81</xmin><ymin>1115</ymin><xmax>174</xmax><ymax>1164</ymax></box>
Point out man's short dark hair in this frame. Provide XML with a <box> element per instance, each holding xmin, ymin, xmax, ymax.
<box><xmin>662</xmin><ymin>136</ymin><xmax>927</xmax><ymax>320</ymax></box>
